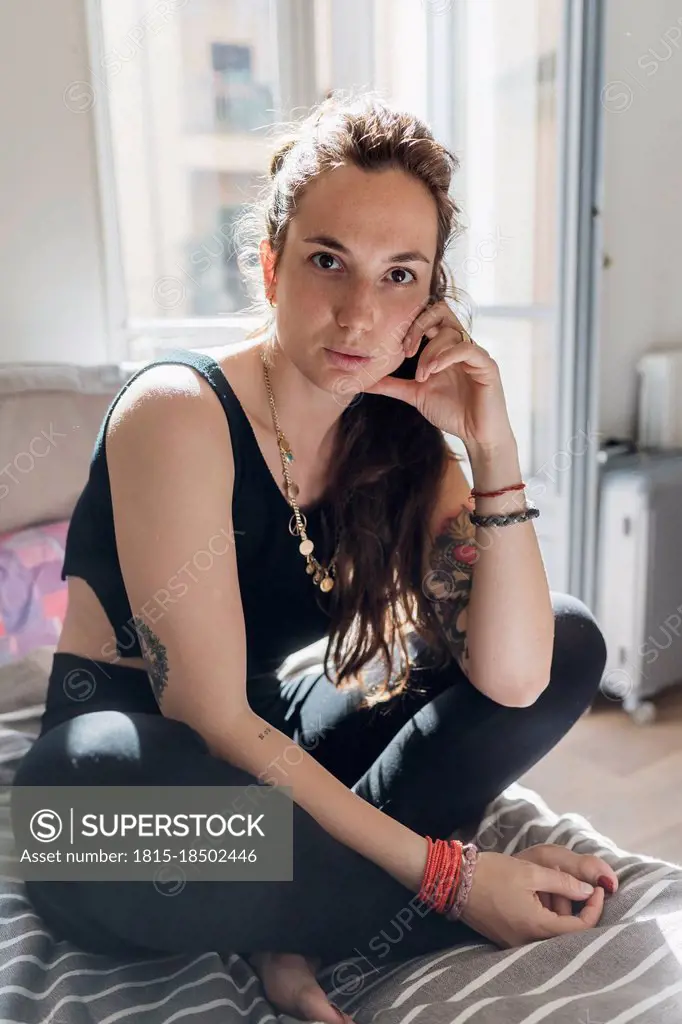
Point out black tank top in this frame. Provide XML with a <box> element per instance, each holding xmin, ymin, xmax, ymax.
<box><xmin>60</xmin><ymin>348</ymin><xmax>336</xmax><ymax>678</ymax></box>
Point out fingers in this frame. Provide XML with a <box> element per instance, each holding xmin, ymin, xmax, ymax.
<box><xmin>549</xmin><ymin>885</ymin><xmax>605</xmax><ymax>935</ymax></box>
<box><xmin>362</xmin><ymin>373</ymin><xmax>419</xmax><ymax>406</ymax></box>
<box><xmin>560</xmin><ymin>849</ymin><xmax>618</xmax><ymax>892</ymax></box>
<box><xmin>552</xmin><ymin>894</ymin><xmax>574</xmax><ymax>917</ymax></box>
<box><xmin>588</xmin><ymin>857</ymin><xmax>619</xmax><ymax>894</ymax></box>
<box><xmin>541</xmin><ymin>893</ymin><xmax>572</xmax><ymax>916</ymax></box>
<box><xmin>404</xmin><ymin>301</ymin><xmax>469</xmax><ymax>358</ymax></box>
<box><xmin>578</xmin><ymin>884</ymin><xmax>606</xmax><ymax>926</ymax></box>
<box><xmin>548</xmin><ymin>863</ymin><xmax>575</xmax><ymax>916</ymax></box>
<box><xmin>403</xmin><ymin>305</ymin><xmax>445</xmax><ymax>356</ymax></box>
<box><xmin>416</xmin><ymin>331</ymin><xmax>491</xmax><ymax>382</ymax></box>
<box><xmin>526</xmin><ymin>844</ymin><xmax>619</xmax><ymax>896</ymax></box>
<box><xmin>412</xmin><ymin>327</ymin><xmax>459</xmax><ymax>373</ymax></box>
<box><xmin>538</xmin><ymin>892</ymin><xmax>552</xmax><ymax>911</ymax></box>
<box><xmin>535</xmin><ymin>864</ymin><xmax>596</xmax><ymax>902</ymax></box>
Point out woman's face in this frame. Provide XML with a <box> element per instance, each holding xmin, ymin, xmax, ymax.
<box><xmin>260</xmin><ymin>163</ymin><xmax>439</xmax><ymax>392</ymax></box>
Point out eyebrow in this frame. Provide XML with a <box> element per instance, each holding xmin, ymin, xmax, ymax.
<box><xmin>302</xmin><ymin>235</ymin><xmax>431</xmax><ymax>264</ymax></box>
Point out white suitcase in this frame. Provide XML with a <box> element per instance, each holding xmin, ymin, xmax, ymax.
<box><xmin>594</xmin><ymin>449</ymin><xmax>682</xmax><ymax>723</ymax></box>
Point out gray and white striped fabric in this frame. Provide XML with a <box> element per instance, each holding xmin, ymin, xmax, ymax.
<box><xmin>2</xmin><ymin>729</ymin><xmax>682</xmax><ymax>1023</ymax></box>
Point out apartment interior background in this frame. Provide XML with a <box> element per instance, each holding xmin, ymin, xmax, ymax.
<box><xmin>1</xmin><ymin>0</ymin><xmax>682</xmax><ymax>859</ymax></box>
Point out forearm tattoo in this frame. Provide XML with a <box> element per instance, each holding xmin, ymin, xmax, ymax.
<box><xmin>133</xmin><ymin>616</ymin><xmax>169</xmax><ymax>706</ymax></box>
<box><xmin>424</xmin><ymin>504</ymin><xmax>479</xmax><ymax>665</ymax></box>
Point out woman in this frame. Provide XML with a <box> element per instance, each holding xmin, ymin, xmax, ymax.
<box><xmin>12</xmin><ymin>91</ymin><xmax>617</xmax><ymax>1024</ymax></box>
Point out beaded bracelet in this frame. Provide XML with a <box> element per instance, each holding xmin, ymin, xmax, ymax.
<box><xmin>418</xmin><ymin>838</ymin><xmax>479</xmax><ymax>918</ymax></box>
<box><xmin>419</xmin><ymin>838</ymin><xmax>463</xmax><ymax>912</ymax></box>
<box><xmin>441</xmin><ymin>842</ymin><xmax>464</xmax><ymax>915</ymax></box>
<box><xmin>469</xmin><ymin>505</ymin><xmax>540</xmax><ymax>528</ymax></box>
<box><xmin>449</xmin><ymin>843</ymin><xmax>480</xmax><ymax>920</ymax></box>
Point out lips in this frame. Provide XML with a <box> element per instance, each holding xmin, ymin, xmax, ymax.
<box><xmin>326</xmin><ymin>348</ymin><xmax>370</xmax><ymax>359</ymax></box>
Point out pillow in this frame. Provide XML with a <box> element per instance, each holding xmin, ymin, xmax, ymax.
<box><xmin>0</xmin><ymin>520</ymin><xmax>69</xmax><ymax>667</ymax></box>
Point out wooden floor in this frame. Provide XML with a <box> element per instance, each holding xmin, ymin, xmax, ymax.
<box><xmin>519</xmin><ymin>683</ymin><xmax>682</xmax><ymax>865</ymax></box>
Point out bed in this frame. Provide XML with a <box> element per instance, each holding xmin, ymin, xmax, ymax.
<box><xmin>1</xmin><ymin>654</ymin><xmax>682</xmax><ymax>1024</ymax></box>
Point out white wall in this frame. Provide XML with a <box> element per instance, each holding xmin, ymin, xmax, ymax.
<box><xmin>0</xmin><ymin>0</ymin><xmax>108</xmax><ymax>364</ymax></box>
<box><xmin>598</xmin><ymin>0</ymin><xmax>682</xmax><ymax>439</ymax></box>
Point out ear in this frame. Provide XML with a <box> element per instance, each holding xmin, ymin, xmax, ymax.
<box><xmin>259</xmin><ymin>239</ymin><xmax>277</xmax><ymax>303</ymax></box>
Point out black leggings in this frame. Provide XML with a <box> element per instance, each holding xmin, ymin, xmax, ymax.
<box><xmin>12</xmin><ymin>591</ymin><xmax>607</xmax><ymax>967</ymax></box>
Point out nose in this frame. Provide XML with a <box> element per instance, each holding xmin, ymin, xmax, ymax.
<box><xmin>335</xmin><ymin>280</ymin><xmax>376</xmax><ymax>336</ymax></box>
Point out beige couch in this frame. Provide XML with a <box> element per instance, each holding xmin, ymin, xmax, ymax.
<box><xmin>0</xmin><ymin>360</ymin><xmax>139</xmax><ymax>537</ymax></box>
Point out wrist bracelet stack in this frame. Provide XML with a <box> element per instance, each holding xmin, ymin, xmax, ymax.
<box><xmin>468</xmin><ymin>479</ymin><xmax>540</xmax><ymax>529</ymax></box>
<box><xmin>417</xmin><ymin>837</ymin><xmax>480</xmax><ymax>918</ymax></box>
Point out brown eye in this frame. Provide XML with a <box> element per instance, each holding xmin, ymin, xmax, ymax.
<box><xmin>311</xmin><ymin>253</ymin><xmax>341</xmax><ymax>271</ymax></box>
<box><xmin>388</xmin><ymin>268</ymin><xmax>416</xmax><ymax>285</ymax></box>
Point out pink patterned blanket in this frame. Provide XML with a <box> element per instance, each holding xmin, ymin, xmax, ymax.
<box><xmin>0</xmin><ymin>520</ymin><xmax>69</xmax><ymax>666</ymax></box>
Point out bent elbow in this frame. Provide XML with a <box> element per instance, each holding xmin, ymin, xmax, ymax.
<box><xmin>506</xmin><ymin>680</ymin><xmax>549</xmax><ymax>708</ymax></box>
<box><xmin>470</xmin><ymin>676</ymin><xmax>549</xmax><ymax>708</ymax></box>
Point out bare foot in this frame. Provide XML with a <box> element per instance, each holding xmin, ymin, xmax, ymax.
<box><xmin>248</xmin><ymin>952</ymin><xmax>355</xmax><ymax>1023</ymax></box>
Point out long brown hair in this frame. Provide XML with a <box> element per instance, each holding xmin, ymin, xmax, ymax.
<box><xmin>233</xmin><ymin>89</ymin><xmax>472</xmax><ymax>707</ymax></box>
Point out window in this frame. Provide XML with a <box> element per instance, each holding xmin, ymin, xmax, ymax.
<box><xmin>100</xmin><ymin>0</ymin><xmax>280</xmax><ymax>345</ymax></box>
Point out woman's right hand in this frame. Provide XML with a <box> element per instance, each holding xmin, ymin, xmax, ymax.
<box><xmin>451</xmin><ymin>851</ymin><xmax>605</xmax><ymax>948</ymax></box>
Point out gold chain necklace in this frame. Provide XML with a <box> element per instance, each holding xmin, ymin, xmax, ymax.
<box><xmin>260</xmin><ymin>348</ymin><xmax>337</xmax><ymax>592</ymax></box>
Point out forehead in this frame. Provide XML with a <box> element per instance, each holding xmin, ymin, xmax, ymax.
<box><xmin>290</xmin><ymin>163</ymin><xmax>438</xmax><ymax>252</ymax></box>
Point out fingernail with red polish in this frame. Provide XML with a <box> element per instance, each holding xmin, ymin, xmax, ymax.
<box><xmin>597</xmin><ymin>875</ymin><xmax>615</xmax><ymax>894</ymax></box>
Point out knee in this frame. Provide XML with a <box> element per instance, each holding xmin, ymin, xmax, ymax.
<box><xmin>14</xmin><ymin>711</ymin><xmax>209</xmax><ymax>787</ymax></box>
<box><xmin>548</xmin><ymin>590</ymin><xmax>607</xmax><ymax>697</ymax></box>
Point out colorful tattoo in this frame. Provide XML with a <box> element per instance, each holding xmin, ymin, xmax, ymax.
<box><xmin>133</xmin><ymin>616</ymin><xmax>169</xmax><ymax>706</ymax></box>
<box><xmin>423</xmin><ymin>504</ymin><xmax>479</xmax><ymax>666</ymax></box>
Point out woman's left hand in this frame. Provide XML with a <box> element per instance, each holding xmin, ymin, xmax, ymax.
<box><xmin>514</xmin><ymin>843</ymin><xmax>619</xmax><ymax>917</ymax></box>
<box><xmin>363</xmin><ymin>300</ymin><xmax>513</xmax><ymax>448</ymax></box>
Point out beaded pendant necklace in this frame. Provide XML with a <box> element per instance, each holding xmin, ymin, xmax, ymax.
<box><xmin>260</xmin><ymin>348</ymin><xmax>338</xmax><ymax>592</ymax></box>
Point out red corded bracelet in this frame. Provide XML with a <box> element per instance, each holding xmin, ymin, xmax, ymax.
<box><xmin>471</xmin><ymin>481</ymin><xmax>526</xmax><ymax>499</ymax></box>
<box><xmin>420</xmin><ymin>837</ymin><xmax>438</xmax><ymax>907</ymax></box>
<box><xmin>433</xmin><ymin>840</ymin><xmax>461</xmax><ymax>913</ymax></box>
<box><xmin>436</xmin><ymin>843</ymin><xmax>463</xmax><ymax>915</ymax></box>
<box><xmin>418</xmin><ymin>838</ymin><xmax>464</xmax><ymax>913</ymax></box>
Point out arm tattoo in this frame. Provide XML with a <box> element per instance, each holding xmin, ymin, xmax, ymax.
<box><xmin>133</xmin><ymin>616</ymin><xmax>169</xmax><ymax>706</ymax></box>
<box><xmin>424</xmin><ymin>505</ymin><xmax>479</xmax><ymax>664</ymax></box>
